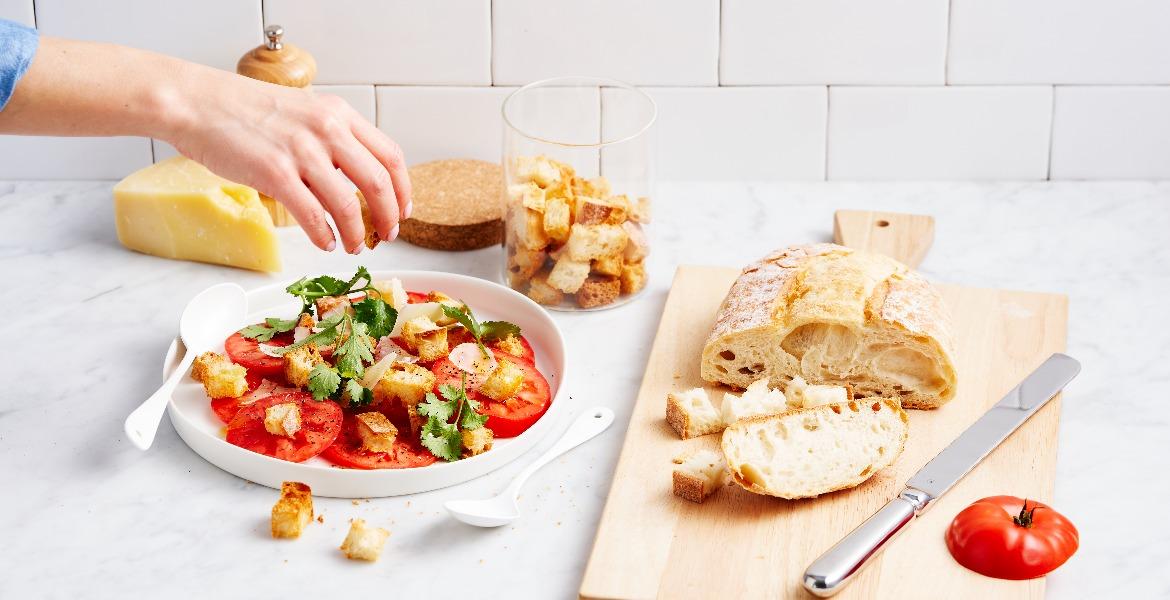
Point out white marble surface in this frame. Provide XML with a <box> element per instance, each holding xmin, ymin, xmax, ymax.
<box><xmin>1</xmin><ymin>180</ymin><xmax>1167</xmax><ymax>599</ymax></box>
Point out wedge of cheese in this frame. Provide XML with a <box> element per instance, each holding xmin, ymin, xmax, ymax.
<box><xmin>113</xmin><ymin>157</ymin><xmax>281</xmax><ymax>272</ymax></box>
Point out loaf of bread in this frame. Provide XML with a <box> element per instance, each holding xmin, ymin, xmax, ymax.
<box><xmin>701</xmin><ymin>244</ymin><xmax>957</xmax><ymax>409</ymax></box>
<box><xmin>722</xmin><ymin>399</ymin><xmax>908</xmax><ymax>499</ymax></box>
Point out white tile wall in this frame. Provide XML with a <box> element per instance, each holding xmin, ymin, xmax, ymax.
<box><xmin>604</xmin><ymin>87</ymin><xmax>826</xmax><ymax>180</ymax></box>
<box><xmin>1050</xmin><ymin>87</ymin><xmax>1170</xmax><ymax>180</ymax></box>
<box><xmin>828</xmin><ymin>87</ymin><xmax>1053</xmax><ymax>180</ymax></box>
<box><xmin>0</xmin><ymin>136</ymin><xmax>152</xmax><ymax>179</ymax></box>
<box><xmin>948</xmin><ymin>0</ymin><xmax>1170</xmax><ymax>84</ymax></box>
<box><xmin>492</xmin><ymin>0</ymin><xmax>719</xmax><ymax>86</ymax></box>
<box><xmin>0</xmin><ymin>0</ymin><xmax>33</xmax><ymax>26</ymax></box>
<box><xmin>34</xmin><ymin>0</ymin><xmax>261</xmax><ymax>71</ymax></box>
<box><xmin>721</xmin><ymin>0</ymin><xmax>948</xmax><ymax>85</ymax></box>
<box><xmin>376</xmin><ymin>87</ymin><xmax>512</xmax><ymax>166</ymax></box>
<box><xmin>264</xmin><ymin>0</ymin><xmax>490</xmax><ymax>85</ymax></box>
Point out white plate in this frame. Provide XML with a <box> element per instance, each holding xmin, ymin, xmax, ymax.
<box><xmin>163</xmin><ymin>270</ymin><xmax>568</xmax><ymax>498</ymax></box>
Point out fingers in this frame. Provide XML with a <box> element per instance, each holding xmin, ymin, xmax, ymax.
<box><xmin>332</xmin><ymin>136</ymin><xmax>399</xmax><ymax>241</ymax></box>
<box><xmin>304</xmin><ymin>163</ymin><xmax>367</xmax><ymax>254</ymax></box>
<box><xmin>272</xmin><ymin>180</ymin><xmax>336</xmax><ymax>252</ymax></box>
<box><xmin>351</xmin><ymin>117</ymin><xmax>412</xmax><ymax>221</ymax></box>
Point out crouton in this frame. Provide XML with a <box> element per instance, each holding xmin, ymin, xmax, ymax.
<box><xmin>296</xmin><ymin>312</ymin><xmax>314</xmax><ymax>329</ymax></box>
<box><xmin>575</xmin><ymin>196</ymin><xmax>614</xmax><ymax>226</ymax></box>
<box><xmin>507</xmin><ymin>204</ymin><xmax>550</xmax><ymax>251</ymax></box>
<box><xmin>401</xmin><ymin>316</ymin><xmax>449</xmax><ymax>362</ymax></box>
<box><xmin>565</xmin><ymin>223</ymin><xmax>628</xmax><ymax>262</ymax></box>
<box><xmin>315</xmin><ymin>295</ymin><xmax>352</xmax><ymax>321</ymax></box>
<box><xmin>340</xmin><ymin>519</ymin><xmax>390</xmax><ymax>562</ymax></box>
<box><xmin>666</xmin><ymin>388</ymin><xmax>724</xmax><ymax>439</ymax></box>
<box><xmin>375</xmin><ymin>363</ymin><xmax>436</xmax><ymax>435</ymax></box>
<box><xmin>479</xmin><ymin>359</ymin><xmax>525</xmax><ymax>401</ymax></box>
<box><xmin>264</xmin><ymin>402</ymin><xmax>302</xmax><ymax>438</ymax></box>
<box><xmin>580</xmin><ymin>176</ymin><xmax>611</xmax><ymax>199</ymax></box>
<box><xmin>620</xmin><ymin>261</ymin><xmax>647</xmax><ymax>295</ymax></box>
<box><xmin>603</xmin><ymin>194</ymin><xmax>632</xmax><ymax>225</ymax></box>
<box><xmin>191</xmin><ymin>351</ymin><xmax>248</xmax><ymax>399</ymax></box>
<box><xmin>271</xmin><ymin>481</ymin><xmax>313</xmax><ymax>539</ymax></box>
<box><xmin>543</xmin><ymin>197</ymin><xmax>572</xmax><ymax>244</ymax></box>
<box><xmin>576</xmin><ymin>275</ymin><xmax>621</xmax><ymax>309</ymax></box>
<box><xmin>426</xmin><ymin>291</ymin><xmax>467</xmax><ymax>326</ymax></box>
<box><xmin>592</xmin><ymin>252</ymin><xmax>623</xmax><ymax>278</ymax></box>
<box><xmin>630</xmin><ymin>196</ymin><xmax>652</xmax><ymax>223</ymax></box>
<box><xmin>527</xmin><ymin>273</ymin><xmax>565</xmax><ymax>306</ymax></box>
<box><xmin>355</xmin><ymin>412</ymin><xmax>398</xmax><ymax>453</ymax></box>
<box><xmin>461</xmin><ymin>427</ymin><xmax>494</xmax><ymax>458</ymax></box>
<box><xmin>509</xmin><ymin>182</ymin><xmax>547</xmax><ymax>212</ymax></box>
<box><xmin>547</xmin><ymin>256</ymin><xmax>591</xmax><ymax>293</ymax></box>
<box><xmin>622</xmin><ymin>221</ymin><xmax>649</xmax><ymax>262</ymax></box>
<box><xmin>511</xmin><ymin>155</ymin><xmax>562</xmax><ymax>189</ymax></box>
<box><xmin>495</xmin><ymin>334</ymin><xmax>527</xmax><ymax>358</ymax></box>
<box><xmin>507</xmin><ymin>246</ymin><xmax>547</xmax><ymax>287</ymax></box>
<box><xmin>283</xmin><ymin>344</ymin><xmax>324</xmax><ymax>388</ymax></box>
<box><xmin>357</xmin><ymin>191</ymin><xmax>381</xmax><ymax>249</ymax></box>
<box><xmin>672</xmin><ymin>450</ymin><xmax>729</xmax><ymax>504</ymax></box>
<box><xmin>369</xmin><ymin>278</ymin><xmax>408</xmax><ymax>310</ymax></box>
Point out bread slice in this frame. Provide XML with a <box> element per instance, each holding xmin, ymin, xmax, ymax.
<box><xmin>722</xmin><ymin>399</ymin><xmax>909</xmax><ymax>499</ymax></box>
<box><xmin>665</xmin><ymin>388</ymin><xmax>722</xmax><ymax>439</ymax></box>
<box><xmin>672</xmin><ymin>449</ymin><xmax>728</xmax><ymax>503</ymax></box>
<box><xmin>701</xmin><ymin>244</ymin><xmax>957</xmax><ymax>409</ymax></box>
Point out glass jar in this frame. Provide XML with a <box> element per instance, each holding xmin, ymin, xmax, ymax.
<box><xmin>501</xmin><ymin>76</ymin><xmax>656</xmax><ymax>311</ymax></box>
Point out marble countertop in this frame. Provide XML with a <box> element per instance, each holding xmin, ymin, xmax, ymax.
<box><xmin>1</xmin><ymin>180</ymin><xmax>1167</xmax><ymax>599</ymax></box>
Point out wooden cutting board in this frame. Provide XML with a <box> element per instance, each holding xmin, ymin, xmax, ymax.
<box><xmin>580</xmin><ymin>211</ymin><xmax>1068</xmax><ymax>600</ymax></box>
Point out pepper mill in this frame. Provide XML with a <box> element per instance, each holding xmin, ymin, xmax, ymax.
<box><xmin>237</xmin><ymin>25</ymin><xmax>318</xmax><ymax>226</ymax></box>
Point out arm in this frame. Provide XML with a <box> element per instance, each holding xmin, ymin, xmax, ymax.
<box><xmin>0</xmin><ymin>35</ymin><xmax>410</xmax><ymax>253</ymax></box>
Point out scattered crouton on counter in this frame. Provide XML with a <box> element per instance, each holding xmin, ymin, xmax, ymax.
<box><xmin>340</xmin><ymin>519</ymin><xmax>390</xmax><ymax>562</ymax></box>
<box><xmin>271</xmin><ymin>481</ymin><xmax>313</xmax><ymax>539</ymax></box>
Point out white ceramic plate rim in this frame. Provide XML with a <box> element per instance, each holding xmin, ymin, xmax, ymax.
<box><xmin>163</xmin><ymin>270</ymin><xmax>568</xmax><ymax>498</ymax></box>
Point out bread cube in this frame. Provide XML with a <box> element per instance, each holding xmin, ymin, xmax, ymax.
<box><xmin>271</xmin><ymin>481</ymin><xmax>313</xmax><ymax>539</ymax></box>
<box><xmin>461</xmin><ymin>427</ymin><xmax>494</xmax><ymax>458</ymax></box>
<box><xmin>576</xmin><ymin>196</ymin><xmax>615</xmax><ymax>226</ymax></box>
<box><xmin>592</xmin><ymin>253</ymin><xmax>623</xmax><ymax>278</ymax></box>
<box><xmin>620</xmin><ymin>261</ymin><xmax>647</xmax><ymax>295</ymax></box>
<box><xmin>672</xmin><ymin>450</ymin><xmax>729</xmax><ymax>504</ymax></box>
<box><xmin>479</xmin><ymin>359</ymin><xmax>525</xmax><ymax>401</ymax></box>
<box><xmin>283</xmin><ymin>344</ymin><xmax>324</xmax><ymax>388</ymax></box>
<box><xmin>355</xmin><ymin>411</ymin><xmax>398</xmax><ymax>453</ymax></box>
<box><xmin>547</xmin><ymin>257</ymin><xmax>591</xmax><ymax>293</ymax></box>
<box><xmin>358</xmin><ymin>191</ymin><xmax>381</xmax><ymax>250</ymax></box>
<box><xmin>375</xmin><ymin>363</ymin><xmax>436</xmax><ymax>435</ymax></box>
<box><xmin>315</xmin><ymin>295</ymin><xmax>352</xmax><ymax>321</ymax></box>
<box><xmin>565</xmin><ymin>223</ymin><xmax>628</xmax><ymax>262</ymax></box>
<box><xmin>511</xmin><ymin>155</ymin><xmax>562</xmax><ymax>189</ymax></box>
<box><xmin>604</xmin><ymin>194</ymin><xmax>632</xmax><ymax>225</ymax></box>
<box><xmin>264</xmin><ymin>402</ymin><xmax>302</xmax><ymax>438</ymax></box>
<box><xmin>369</xmin><ymin>278</ymin><xmax>408</xmax><ymax>310</ymax></box>
<box><xmin>666</xmin><ymin>388</ymin><xmax>724</xmax><ymax>439</ymax></box>
<box><xmin>426</xmin><ymin>291</ymin><xmax>467</xmax><ymax>326</ymax></box>
<box><xmin>543</xmin><ymin>197</ymin><xmax>572</xmax><ymax>244</ymax></box>
<box><xmin>721</xmin><ymin>379</ymin><xmax>787</xmax><ymax>424</ymax></box>
<box><xmin>191</xmin><ymin>351</ymin><xmax>248</xmax><ymax>399</ymax></box>
<box><xmin>495</xmin><ymin>334</ymin><xmax>527</xmax><ymax>358</ymax></box>
<box><xmin>507</xmin><ymin>246</ymin><xmax>547</xmax><ymax>288</ymax></box>
<box><xmin>527</xmin><ymin>273</ymin><xmax>565</xmax><ymax>306</ymax></box>
<box><xmin>576</xmin><ymin>275</ymin><xmax>621</xmax><ymax>309</ymax></box>
<box><xmin>401</xmin><ymin>316</ymin><xmax>449</xmax><ymax>362</ymax></box>
<box><xmin>508</xmin><ymin>204</ymin><xmax>550</xmax><ymax>251</ymax></box>
<box><xmin>622</xmin><ymin>221</ymin><xmax>649</xmax><ymax>262</ymax></box>
<box><xmin>580</xmin><ymin>176</ymin><xmax>611</xmax><ymax>199</ymax></box>
<box><xmin>630</xmin><ymin>196</ymin><xmax>652</xmax><ymax>223</ymax></box>
<box><xmin>340</xmin><ymin>519</ymin><xmax>390</xmax><ymax>562</ymax></box>
<box><xmin>509</xmin><ymin>182</ymin><xmax>547</xmax><ymax>212</ymax></box>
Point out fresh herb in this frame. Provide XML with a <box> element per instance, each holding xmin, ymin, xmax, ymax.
<box><xmin>343</xmin><ymin>379</ymin><xmax>374</xmax><ymax>407</ymax></box>
<box><xmin>352</xmin><ymin>296</ymin><xmax>397</xmax><ymax>339</ymax></box>
<box><xmin>441</xmin><ymin>304</ymin><xmax>521</xmax><ymax>358</ymax></box>
<box><xmin>418</xmin><ymin>376</ymin><xmax>486</xmax><ymax>461</ymax></box>
<box><xmin>285</xmin><ymin>266</ymin><xmax>377</xmax><ymax>316</ymax></box>
<box><xmin>333</xmin><ymin>320</ymin><xmax>374</xmax><ymax>379</ymax></box>
<box><xmin>239</xmin><ymin>317</ymin><xmax>299</xmax><ymax>342</ymax></box>
<box><xmin>271</xmin><ymin>313</ymin><xmax>345</xmax><ymax>357</ymax></box>
<box><xmin>307</xmin><ymin>363</ymin><xmax>341</xmax><ymax>401</ymax></box>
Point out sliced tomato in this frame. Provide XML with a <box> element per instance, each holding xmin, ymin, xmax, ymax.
<box><xmin>432</xmin><ymin>348</ymin><xmax>552</xmax><ymax>438</ymax></box>
<box><xmin>407</xmin><ymin>290</ymin><xmax>429</xmax><ymax>304</ymax></box>
<box><xmin>225</xmin><ymin>392</ymin><xmax>343</xmax><ymax>462</ymax></box>
<box><xmin>224</xmin><ymin>329</ymin><xmax>292</xmax><ymax>377</ymax></box>
<box><xmin>210</xmin><ymin>378</ymin><xmax>294</xmax><ymax>425</ymax></box>
<box><xmin>321</xmin><ymin>414</ymin><xmax>437</xmax><ymax>469</ymax></box>
<box><xmin>491</xmin><ymin>335</ymin><xmax>536</xmax><ymax>364</ymax></box>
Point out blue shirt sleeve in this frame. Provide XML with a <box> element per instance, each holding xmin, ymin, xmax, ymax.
<box><xmin>0</xmin><ymin>18</ymin><xmax>39</xmax><ymax>112</ymax></box>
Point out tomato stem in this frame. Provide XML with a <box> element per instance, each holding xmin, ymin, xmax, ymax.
<box><xmin>1013</xmin><ymin>499</ymin><xmax>1041</xmax><ymax>528</ymax></box>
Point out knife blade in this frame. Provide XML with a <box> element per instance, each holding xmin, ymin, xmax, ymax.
<box><xmin>802</xmin><ymin>353</ymin><xmax>1081</xmax><ymax>597</ymax></box>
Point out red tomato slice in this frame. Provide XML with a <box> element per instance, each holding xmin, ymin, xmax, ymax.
<box><xmin>406</xmin><ymin>290</ymin><xmax>429</xmax><ymax>304</ymax></box>
<box><xmin>432</xmin><ymin>348</ymin><xmax>552</xmax><ymax>438</ymax></box>
<box><xmin>321</xmin><ymin>414</ymin><xmax>437</xmax><ymax>469</ymax></box>
<box><xmin>491</xmin><ymin>335</ymin><xmax>536</xmax><ymax>364</ymax></box>
<box><xmin>225</xmin><ymin>392</ymin><xmax>343</xmax><ymax>462</ymax></box>
<box><xmin>224</xmin><ymin>329</ymin><xmax>292</xmax><ymax>377</ymax></box>
<box><xmin>210</xmin><ymin>377</ymin><xmax>295</xmax><ymax>425</ymax></box>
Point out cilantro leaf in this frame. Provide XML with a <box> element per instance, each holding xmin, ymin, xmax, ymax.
<box><xmin>343</xmin><ymin>379</ymin><xmax>373</xmax><ymax>407</ymax></box>
<box><xmin>420</xmin><ymin>418</ymin><xmax>462</xmax><ymax>462</ymax></box>
<box><xmin>352</xmin><ymin>297</ymin><xmax>397</xmax><ymax>339</ymax></box>
<box><xmin>460</xmin><ymin>400</ymin><xmax>488</xmax><ymax>430</ymax></box>
<box><xmin>334</xmin><ymin>320</ymin><xmax>374</xmax><ymax>378</ymax></box>
<box><xmin>442</xmin><ymin>304</ymin><xmax>481</xmax><ymax>337</ymax></box>
<box><xmin>284</xmin><ymin>266</ymin><xmax>377</xmax><ymax>316</ymax></box>
<box><xmin>307</xmin><ymin>364</ymin><xmax>341</xmax><ymax>400</ymax></box>
<box><xmin>271</xmin><ymin>313</ymin><xmax>344</xmax><ymax>356</ymax></box>
<box><xmin>441</xmin><ymin>305</ymin><xmax>521</xmax><ymax>358</ymax></box>
<box><xmin>479</xmin><ymin>320</ymin><xmax>522</xmax><ymax>343</ymax></box>
<box><xmin>238</xmin><ymin>316</ymin><xmax>299</xmax><ymax>342</ymax></box>
<box><xmin>418</xmin><ymin>390</ymin><xmax>456</xmax><ymax>422</ymax></box>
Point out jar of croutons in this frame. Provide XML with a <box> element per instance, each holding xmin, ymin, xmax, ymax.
<box><xmin>501</xmin><ymin>77</ymin><xmax>656</xmax><ymax>311</ymax></box>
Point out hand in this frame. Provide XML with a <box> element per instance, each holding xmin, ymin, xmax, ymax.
<box><xmin>163</xmin><ymin>68</ymin><xmax>411</xmax><ymax>253</ymax></box>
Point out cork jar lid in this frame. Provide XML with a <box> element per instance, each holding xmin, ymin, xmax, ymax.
<box><xmin>399</xmin><ymin>160</ymin><xmax>506</xmax><ymax>251</ymax></box>
<box><xmin>237</xmin><ymin>25</ymin><xmax>317</xmax><ymax>88</ymax></box>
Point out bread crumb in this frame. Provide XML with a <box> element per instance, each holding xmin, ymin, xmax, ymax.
<box><xmin>317</xmin><ymin>515</ymin><xmax>324</xmax><ymax>523</ymax></box>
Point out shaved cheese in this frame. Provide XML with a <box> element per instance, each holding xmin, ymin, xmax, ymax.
<box><xmin>360</xmin><ymin>352</ymin><xmax>398</xmax><ymax>389</ymax></box>
<box><xmin>258</xmin><ymin>343</ymin><xmax>284</xmax><ymax>358</ymax></box>
<box><xmin>449</xmin><ymin>342</ymin><xmax>498</xmax><ymax>377</ymax></box>
<box><xmin>388</xmin><ymin>302</ymin><xmax>444</xmax><ymax>337</ymax></box>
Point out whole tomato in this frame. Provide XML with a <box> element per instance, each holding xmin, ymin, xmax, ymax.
<box><xmin>945</xmin><ymin>496</ymin><xmax>1079</xmax><ymax>580</ymax></box>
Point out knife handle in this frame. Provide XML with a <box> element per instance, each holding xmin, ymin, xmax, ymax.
<box><xmin>802</xmin><ymin>488</ymin><xmax>932</xmax><ymax>597</ymax></box>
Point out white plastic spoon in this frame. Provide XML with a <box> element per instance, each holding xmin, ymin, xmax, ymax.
<box><xmin>124</xmin><ymin>283</ymin><xmax>248</xmax><ymax>450</ymax></box>
<box><xmin>445</xmin><ymin>406</ymin><xmax>615</xmax><ymax>527</ymax></box>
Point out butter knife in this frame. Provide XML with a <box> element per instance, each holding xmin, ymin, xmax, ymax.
<box><xmin>802</xmin><ymin>353</ymin><xmax>1081</xmax><ymax>597</ymax></box>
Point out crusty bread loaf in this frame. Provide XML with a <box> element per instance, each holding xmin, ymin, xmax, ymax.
<box><xmin>701</xmin><ymin>244</ymin><xmax>957</xmax><ymax>409</ymax></box>
<box><xmin>722</xmin><ymin>399</ymin><xmax>908</xmax><ymax>499</ymax></box>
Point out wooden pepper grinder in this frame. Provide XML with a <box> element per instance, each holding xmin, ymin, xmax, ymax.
<box><xmin>236</xmin><ymin>25</ymin><xmax>318</xmax><ymax>226</ymax></box>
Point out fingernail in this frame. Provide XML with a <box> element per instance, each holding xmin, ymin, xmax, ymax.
<box><xmin>404</xmin><ymin>201</ymin><xmax>413</xmax><ymax>220</ymax></box>
<box><xmin>325</xmin><ymin>240</ymin><xmax>336</xmax><ymax>251</ymax></box>
<box><xmin>390</xmin><ymin>223</ymin><xmax>400</xmax><ymax>240</ymax></box>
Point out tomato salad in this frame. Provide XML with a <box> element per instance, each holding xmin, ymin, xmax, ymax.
<box><xmin>188</xmin><ymin>267</ymin><xmax>552</xmax><ymax>468</ymax></box>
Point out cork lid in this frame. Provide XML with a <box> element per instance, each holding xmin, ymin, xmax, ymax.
<box><xmin>237</xmin><ymin>25</ymin><xmax>317</xmax><ymax>88</ymax></box>
<box><xmin>399</xmin><ymin>159</ymin><xmax>505</xmax><ymax>251</ymax></box>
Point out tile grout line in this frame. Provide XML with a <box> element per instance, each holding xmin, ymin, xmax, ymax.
<box><xmin>1045</xmin><ymin>85</ymin><xmax>1057</xmax><ymax>180</ymax></box>
<box><xmin>944</xmin><ymin>0</ymin><xmax>954</xmax><ymax>84</ymax></box>
<box><xmin>823</xmin><ymin>87</ymin><xmax>831</xmax><ymax>180</ymax></box>
<box><xmin>716</xmin><ymin>0</ymin><xmax>723</xmax><ymax>85</ymax></box>
<box><xmin>489</xmin><ymin>0</ymin><xmax>496</xmax><ymax>86</ymax></box>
